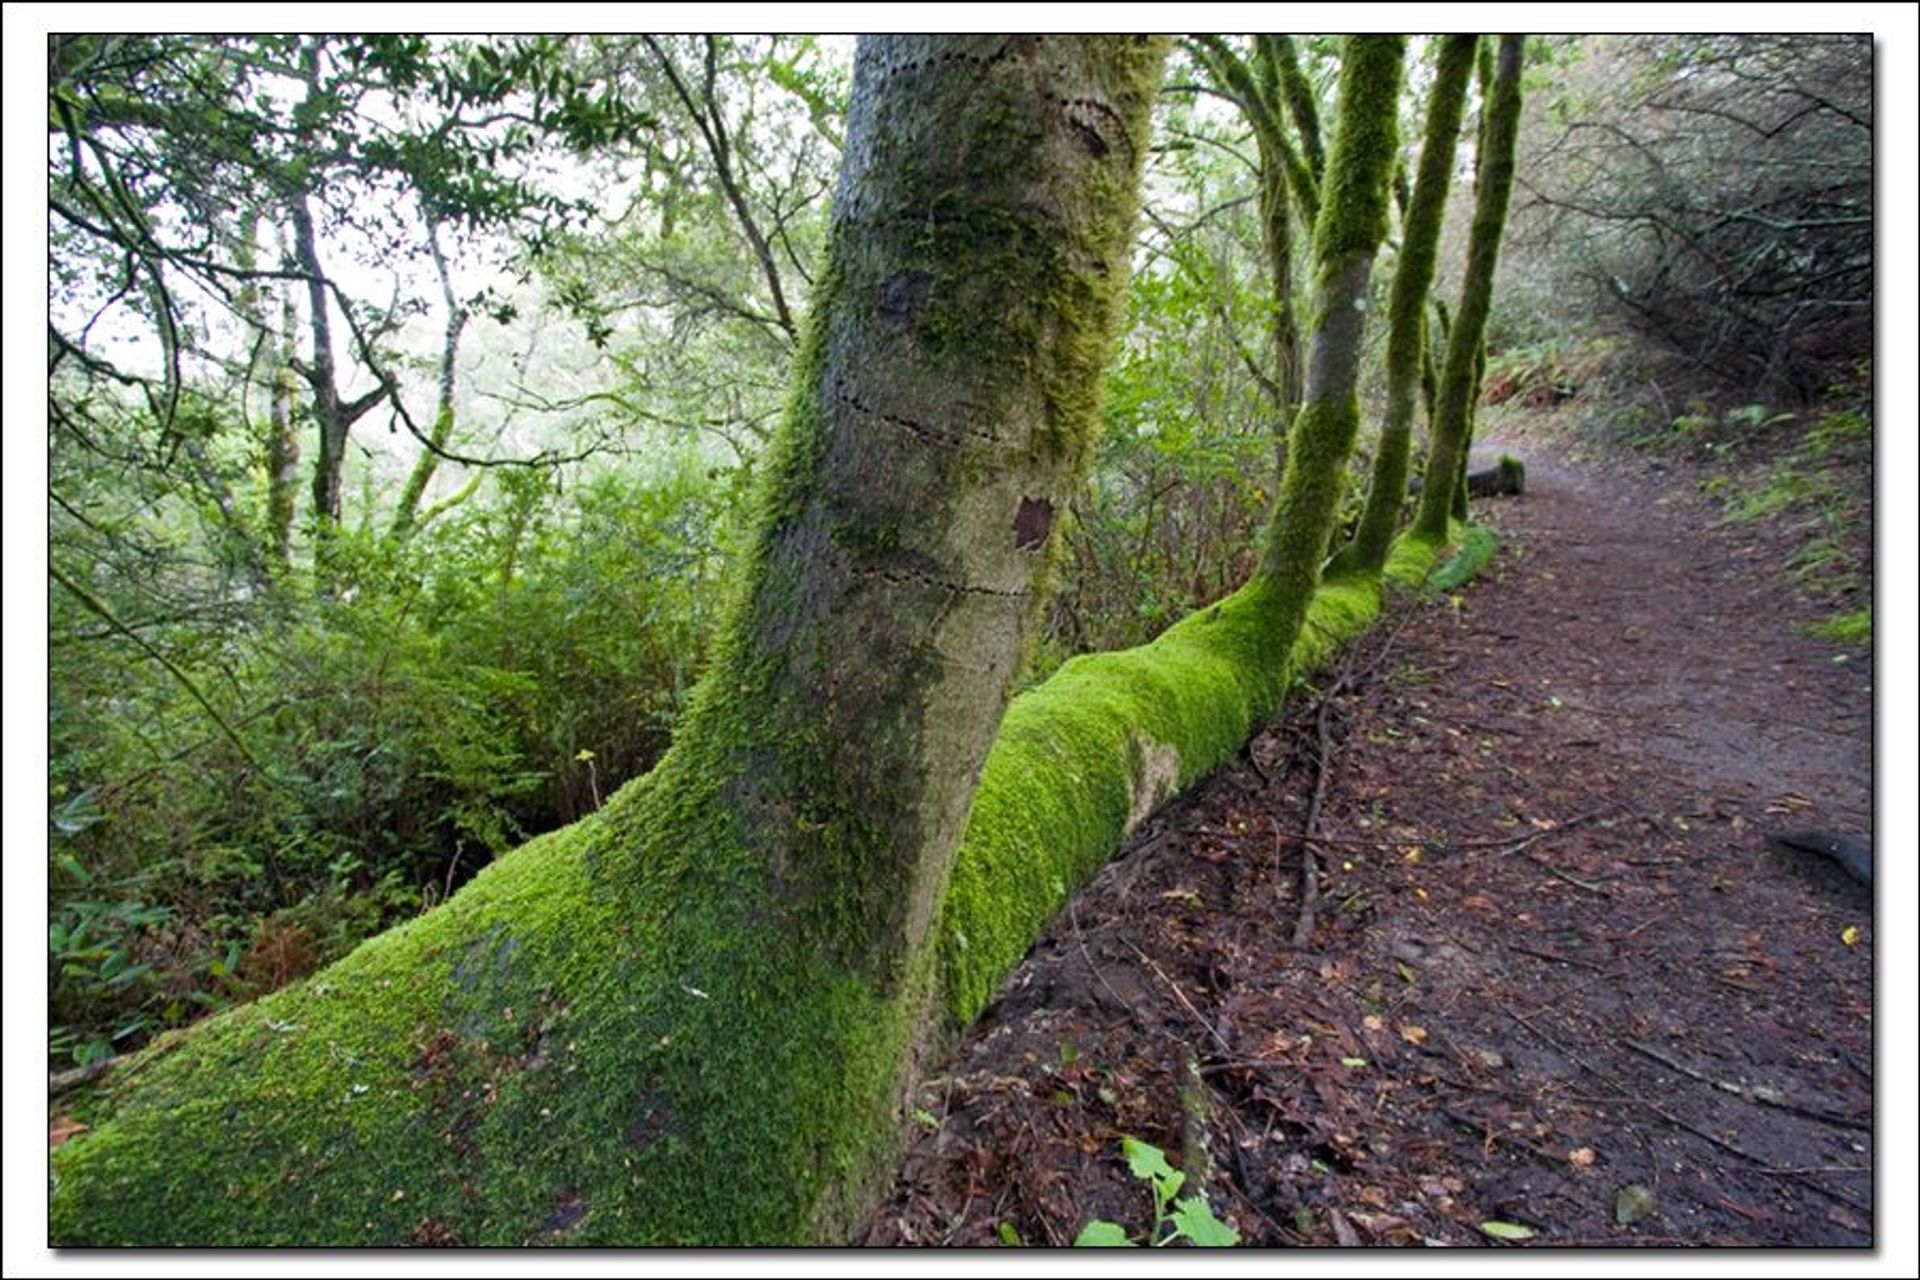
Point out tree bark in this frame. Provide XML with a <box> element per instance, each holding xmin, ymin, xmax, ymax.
<box><xmin>50</xmin><ymin>34</ymin><xmax>1165</xmax><ymax>1246</ymax></box>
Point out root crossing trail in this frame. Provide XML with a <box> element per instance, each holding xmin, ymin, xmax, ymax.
<box><xmin>862</xmin><ymin>436</ymin><xmax>1873</xmax><ymax>1248</ymax></box>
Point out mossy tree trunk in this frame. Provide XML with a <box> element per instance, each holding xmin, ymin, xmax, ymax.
<box><xmin>1257</xmin><ymin>127</ymin><xmax>1302</xmax><ymax>448</ymax></box>
<box><xmin>1331</xmin><ymin>36</ymin><xmax>1478</xmax><ymax>575</ymax></box>
<box><xmin>1414</xmin><ymin>35</ymin><xmax>1525</xmax><ymax>538</ymax></box>
<box><xmin>50</xmin><ymin>35</ymin><xmax>1166</xmax><ymax>1246</ymax></box>
<box><xmin>1255</xmin><ymin>36</ymin><xmax>1404</xmax><ymax>645</ymax></box>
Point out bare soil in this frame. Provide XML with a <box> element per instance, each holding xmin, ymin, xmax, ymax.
<box><xmin>859</xmin><ymin>431</ymin><xmax>1874</xmax><ymax>1248</ymax></box>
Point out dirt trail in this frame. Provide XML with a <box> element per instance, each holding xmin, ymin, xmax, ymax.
<box><xmin>861</xmin><ymin>435</ymin><xmax>1874</xmax><ymax>1247</ymax></box>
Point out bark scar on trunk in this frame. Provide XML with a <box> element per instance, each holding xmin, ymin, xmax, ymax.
<box><xmin>1013</xmin><ymin>496</ymin><xmax>1053</xmax><ymax>550</ymax></box>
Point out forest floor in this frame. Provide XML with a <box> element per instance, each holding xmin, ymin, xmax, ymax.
<box><xmin>860</xmin><ymin>419</ymin><xmax>1875</xmax><ymax>1248</ymax></box>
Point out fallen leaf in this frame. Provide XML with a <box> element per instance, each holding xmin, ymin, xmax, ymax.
<box><xmin>1569</xmin><ymin>1147</ymin><xmax>1596</xmax><ymax>1167</ymax></box>
<box><xmin>1479</xmin><ymin>1220</ymin><xmax>1537</xmax><ymax>1241</ymax></box>
<box><xmin>1398</xmin><ymin>1025</ymin><xmax>1429</xmax><ymax>1045</ymax></box>
<box><xmin>1841</xmin><ymin>925</ymin><xmax>1862</xmax><ymax>947</ymax></box>
<box><xmin>49</xmin><ymin>1115</ymin><xmax>89</xmax><ymax>1148</ymax></box>
<box><xmin>1615</xmin><ymin>1183</ymin><xmax>1659</xmax><ymax>1225</ymax></box>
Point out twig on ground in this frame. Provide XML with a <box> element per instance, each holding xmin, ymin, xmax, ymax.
<box><xmin>1519</xmin><ymin>850</ymin><xmax>1612</xmax><ymax>896</ymax></box>
<box><xmin>1624</xmin><ymin>1039</ymin><xmax>1870</xmax><ymax>1133</ymax></box>
<box><xmin>1069</xmin><ymin>900</ymin><xmax>1145</xmax><ymax>1030</ymax></box>
<box><xmin>1119</xmin><ymin>937</ymin><xmax>1232</xmax><ymax>1056</ymax></box>
<box><xmin>1504</xmin><ymin>941</ymin><xmax>1613</xmax><ymax>973</ymax></box>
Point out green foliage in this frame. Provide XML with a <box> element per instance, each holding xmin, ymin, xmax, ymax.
<box><xmin>1036</xmin><ymin>75</ymin><xmax>1278</xmax><ymax>674</ymax></box>
<box><xmin>1074</xmin><ymin>1138</ymin><xmax>1240</xmax><ymax>1247</ymax></box>
<box><xmin>1482</xmin><ymin>338</ymin><xmax>1582</xmax><ymax>408</ymax></box>
<box><xmin>48</xmin><ymin>453</ymin><xmax>739</xmax><ymax>1067</ymax></box>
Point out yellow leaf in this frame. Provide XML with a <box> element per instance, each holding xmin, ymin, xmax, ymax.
<box><xmin>1841</xmin><ymin>925</ymin><xmax>1862</xmax><ymax>947</ymax></box>
<box><xmin>1399</xmin><ymin>1024</ymin><xmax>1428</xmax><ymax>1045</ymax></box>
<box><xmin>1569</xmin><ymin>1147</ymin><xmax>1596</xmax><ymax>1167</ymax></box>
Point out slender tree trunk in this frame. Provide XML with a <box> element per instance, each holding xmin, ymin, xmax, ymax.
<box><xmin>389</xmin><ymin>215</ymin><xmax>466</xmax><ymax>542</ymax></box>
<box><xmin>51</xmin><ymin>34</ymin><xmax>1165</xmax><ymax>1246</ymax></box>
<box><xmin>289</xmin><ymin>43</ymin><xmax>387</xmax><ymax>547</ymax></box>
<box><xmin>265</xmin><ymin>277</ymin><xmax>301</xmax><ymax>572</ymax></box>
<box><xmin>1256</xmin><ymin>37</ymin><xmax>1404</xmax><ymax>638</ymax></box>
<box><xmin>1332</xmin><ymin>35</ymin><xmax>1478</xmax><ymax>575</ymax></box>
<box><xmin>1416</xmin><ymin>35</ymin><xmax>1525</xmax><ymax>537</ymax></box>
<box><xmin>1256</xmin><ymin>134</ymin><xmax>1300</xmax><ymax>466</ymax></box>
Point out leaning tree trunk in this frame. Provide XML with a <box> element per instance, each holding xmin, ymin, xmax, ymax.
<box><xmin>1331</xmin><ymin>35</ymin><xmax>1478</xmax><ymax>575</ymax></box>
<box><xmin>50</xmin><ymin>35</ymin><xmax>1166</xmax><ymax>1246</ymax></box>
<box><xmin>1256</xmin><ymin>36</ymin><xmax>1404</xmax><ymax>649</ymax></box>
<box><xmin>1415</xmin><ymin>35</ymin><xmax>1525</xmax><ymax>538</ymax></box>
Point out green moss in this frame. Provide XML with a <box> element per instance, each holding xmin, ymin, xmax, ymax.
<box><xmin>1427</xmin><ymin>523</ymin><xmax>1497</xmax><ymax>591</ymax></box>
<box><xmin>1805</xmin><ymin>605</ymin><xmax>1870</xmax><ymax>647</ymax></box>
<box><xmin>49</xmin><ymin>738</ymin><xmax>923</xmax><ymax>1244</ymax></box>
<box><xmin>936</xmin><ymin>517</ymin><xmax>1483</xmax><ymax>1026</ymax></box>
<box><xmin>1308</xmin><ymin>37</ymin><xmax>1403</xmax><ymax>263</ymax></box>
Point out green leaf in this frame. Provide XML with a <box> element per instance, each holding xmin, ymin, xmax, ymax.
<box><xmin>1074</xmin><ymin>1220</ymin><xmax>1136</xmax><ymax>1247</ymax></box>
<box><xmin>1170</xmin><ymin>1195</ymin><xmax>1240</xmax><ymax>1246</ymax></box>
<box><xmin>1479</xmin><ymin>1220</ymin><xmax>1537</xmax><ymax>1241</ymax></box>
<box><xmin>996</xmin><ymin>1221</ymin><xmax>1023</xmax><ymax>1246</ymax></box>
<box><xmin>1122</xmin><ymin>1136</ymin><xmax>1178</xmax><ymax>1187</ymax></box>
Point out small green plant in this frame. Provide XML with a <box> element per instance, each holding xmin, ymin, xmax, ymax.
<box><xmin>1722</xmin><ymin>470</ymin><xmax>1812</xmax><ymax>523</ymax></box>
<box><xmin>1074</xmin><ymin>1137</ymin><xmax>1240</xmax><ymax>1247</ymax></box>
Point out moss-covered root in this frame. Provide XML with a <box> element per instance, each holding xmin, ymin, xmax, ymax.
<box><xmin>1331</xmin><ymin>35</ymin><xmax>1478</xmax><ymax>577</ymax></box>
<box><xmin>940</xmin><ymin>573</ymin><xmax>1360</xmax><ymax>1020</ymax></box>
<box><xmin>1416</xmin><ymin>35</ymin><xmax>1525</xmax><ymax>538</ymax></box>
<box><xmin>50</xmin><ymin>35</ymin><xmax>1168</xmax><ymax>1247</ymax></box>
<box><xmin>940</xmin><ymin>523</ymin><xmax>1486</xmax><ymax>1023</ymax></box>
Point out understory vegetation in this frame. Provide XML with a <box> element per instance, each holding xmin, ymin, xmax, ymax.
<box><xmin>44</xmin><ymin>32</ymin><xmax>1872</xmax><ymax>1247</ymax></box>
